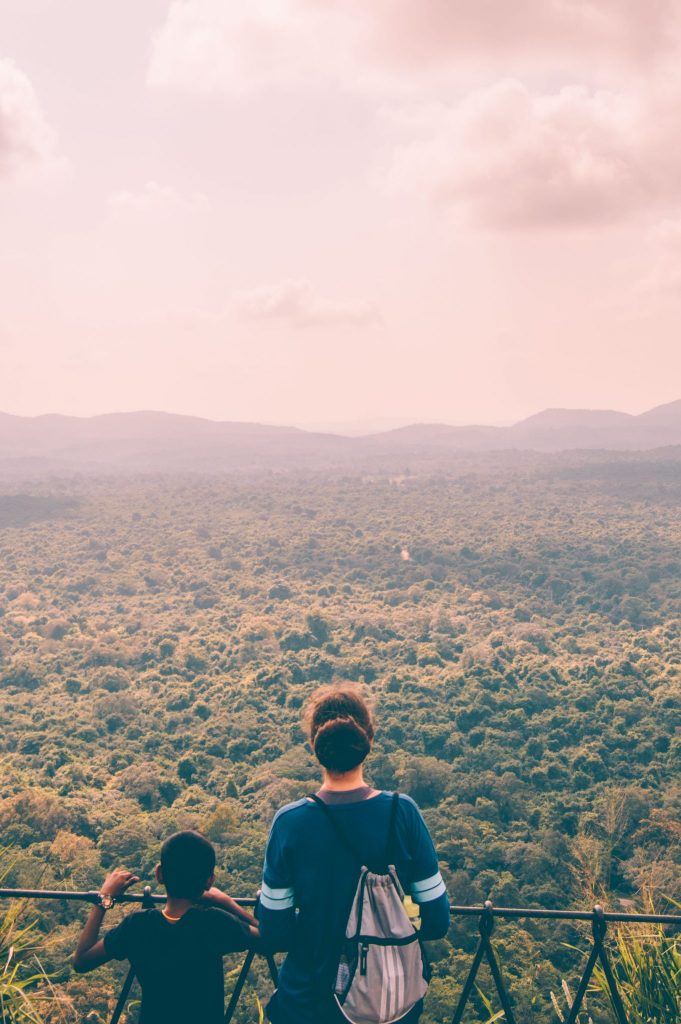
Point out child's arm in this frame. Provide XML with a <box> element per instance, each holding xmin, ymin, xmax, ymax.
<box><xmin>201</xmin><ymin>886</ymin><xmax>259</xmax><ymax>930</ymax></box>
<box><xmin>73</xmin><ymin>870</ymin><xmax>139</xmax><ymax>974</ymax></box>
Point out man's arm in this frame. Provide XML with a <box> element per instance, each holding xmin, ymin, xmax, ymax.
<box><xmin>403</xmin><ymin>797</ymin><xmax>450</xmax><ymax>940</ymax></box>
<box><xmin>411</xmin><ymin>873</ymin><xmax>450</xmax><ymax>939</ymax></box>
<box><xmin>257</xmin><ymin>814</ymin><xmax>296</xmax><ymax>953</ymax></box>
<box><xmin>73</xmin><ymin>870</ymin><xmax>139</xmax><ymax>974</ymax></box>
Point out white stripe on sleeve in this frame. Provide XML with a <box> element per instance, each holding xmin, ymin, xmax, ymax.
<box><xmin>411</xmin><ymin>870</ymin><xmax>446</xmax><ymax>904</ymax></box>
<box><xmin>260</xmin><ymin>881</ymin><xmax>295</xmax><ymax>911</ymax></box>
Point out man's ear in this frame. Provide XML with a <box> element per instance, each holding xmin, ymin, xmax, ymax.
<box><xmin>205</xmin><ymin>872</ymin><xmax>215</xmax><ymax>890</ymax></box>
<box><xmin>155</xmin><ymin>863</ymin><xmax>163</xmax><ymax>884</ymax></box>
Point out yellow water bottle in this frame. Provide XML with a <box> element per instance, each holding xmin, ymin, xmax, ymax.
<box><xmin>403</xmin><ymin>895</ymin><xmax>421</xmax><ymax>931</ymax></box>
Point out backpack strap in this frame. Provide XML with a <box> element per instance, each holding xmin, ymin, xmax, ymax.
<box><xmin>309</xmin><ymin>794</ymin><xmax>366</xmax><ymax>864</ymax></box>
<box><xmin>309</xmin><ymin>792</ymin><xmax>401</xmax><ymax>870</ymax></box>
<box><xmin>385</xmin><ymin>791</ymin><xmax>400</xmax><ymax>865</ymax></box>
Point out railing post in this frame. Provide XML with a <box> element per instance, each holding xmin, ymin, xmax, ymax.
<box><xmin>565</xmin><ymin>905</ymin><xmax>630</xmax><ymax>1024</ymax></box>
<box><xmin>591</xmin><ymin>906</ymin><xmax>629</xmax><ymax>1024</ymax></box>
<box><xmin>265</xmin><ymin>953</ymin><xmax>279</xmax><ymax>987</ymax></box>
<box><xmin>110</xmin><ymin>969</ymin><xmax>135</xmax><ymax>1024</ymax></box>
<box><xmin>451</xmin><ymin>901</ymin><xmax>516</xmax><ymax>1024</ymax></box>
<box><xmin>480</xmin><ymin>901</ymin><xmax>516</xmax><ymax>1024</ymax></box>
<box><xmin>224</xmin><ymin>949</ymin><xmax>256</xmax><ymax>1023</ymax></box>
<box><xmin>451</xmin><ymin>907</ymin><xmax>488</xmax><ymax>1024</ymax></box>
<box><xmin>565</xmin><ymin>905</ymin><xmax>603</xmax><ymax>1024</ymax></box>
<box><xmin>109</xmin><ymin>887</ymin><xmax>154</xmax><ymax>1024</ymax></box>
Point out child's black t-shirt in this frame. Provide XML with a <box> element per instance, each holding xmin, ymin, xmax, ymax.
<box><xmin>104</xmin><ymin>907</ymin><xmax>251</xmax><ymax>1024</ymax></box>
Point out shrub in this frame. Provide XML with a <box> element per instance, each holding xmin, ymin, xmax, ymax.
<box><xmin>591</xmin><ymin>921</ymin><xmax>681</xmax><ymax>1024</ymax></box>
<box><xmin>0</xmin><ymin>853</ymin><xmax>51</xmax><ymax>1023</ymax></box>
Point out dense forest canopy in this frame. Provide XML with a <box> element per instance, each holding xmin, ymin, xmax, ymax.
<box><xmin>0</xmin><ymin>452</ymin><xmax>679</xmax><ymax>1022</ymax></box>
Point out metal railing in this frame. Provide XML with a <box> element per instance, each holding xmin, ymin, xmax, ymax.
<box><xmin>447</xmin><ymin>902</ymin><xmax>681</xmax><ymax>1024</ymax></box>
<box><xmin>1</xmin><ymin>887</ymin><xmax>679</xmax><ymax>1024</ymax></box>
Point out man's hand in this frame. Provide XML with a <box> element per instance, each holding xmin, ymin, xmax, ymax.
<box><xmin>101</xmin><ymin>869</ymin><xmax>140</xmax><ymax>899</ymax></box>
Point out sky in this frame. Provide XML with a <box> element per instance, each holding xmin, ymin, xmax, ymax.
<box><xmin>1</xmin><ymin>0</ymin><xmax>681</xmax><ymax>429</ymax></box>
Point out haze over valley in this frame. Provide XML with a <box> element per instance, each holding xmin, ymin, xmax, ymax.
<box><xmin>2</xmin><ymin>399</ymin><xmax>681</xmax><ymax>477</ymax></box>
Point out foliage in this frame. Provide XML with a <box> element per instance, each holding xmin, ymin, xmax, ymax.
<box><xmin>591</xmin><ymin>922</ymin><xmax>681</xmax><ymax>1024</ymax></box>
<box><xmin>0</xmin><ymin>855</ymin><xmax>50</xmax><ymax>1023</ymax></box>
<box><xmin>0</xmin><ymin>455</ymin><xmax>679</xmax><ymax>1020</ymax></box>
<box><xmin>550</xmin><ymin>979</ymin><xmax>593</xmax><ymax>1023</ymax></box>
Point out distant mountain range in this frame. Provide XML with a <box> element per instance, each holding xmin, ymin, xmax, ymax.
<box><xmin>374</xmin><ymin>400</ymin><xmax>681</xmax><ymax>452</ymax></box>
<box><xmin>0</xmin><ymin>400</ymin><xmax>680</xmax><ymax>476</ymax></box>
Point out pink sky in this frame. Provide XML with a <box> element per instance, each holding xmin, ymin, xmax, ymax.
<box><xmin>1</xmin><ymin>0</ymin><xmax>681</xmax><ymax>428</ymax></box>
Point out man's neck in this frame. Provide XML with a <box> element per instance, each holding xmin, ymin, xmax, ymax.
<box><xmin>321</xmin><ymin>767</ymin><xmax>367</xmax><ymax>792</ymax></box>
<box><xmin>163</xmin><ymin>897</ymin><xmax>195</xmax><ymax>920</ymax></box>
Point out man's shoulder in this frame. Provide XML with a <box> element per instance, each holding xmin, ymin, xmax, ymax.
<box><xmin>271</xmin><ymin>797</ymin><xmax>311</xmax><ymax>829</ymax></box>
<box><xmin>393</xmin><ymin>792</ymin><xmax>426</xmax><ymax>836</ymax></box>
<box><xmin>396</xmin><ymin>792</ymin><xmax>421</xmax><ymax>813</ymax></box>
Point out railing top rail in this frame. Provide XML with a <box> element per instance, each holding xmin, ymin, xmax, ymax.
<box><xmin>449</xmin><ymin>902</ymin><xmax>681</xmax><ymax>926</ymax></box>
<box><xmin>1</xmin><ymin>887</ymin><xmax>679</xmax><ymax>925</ymax></box>
<box><xmin>0</xmin><ymin>887</ymin><xmax>256</xmax><ymax>907</ymax></box>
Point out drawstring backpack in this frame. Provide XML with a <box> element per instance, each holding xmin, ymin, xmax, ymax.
<box><xmin>310</xmin><ymin>793</ymin><xmax>430</xmax><ymax>1024</ymax></box>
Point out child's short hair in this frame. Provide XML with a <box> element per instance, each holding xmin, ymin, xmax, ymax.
<box><xmin>160</xmin><ymin>831</ymin><xmax>216</xmax><ymax>899</ymax></box>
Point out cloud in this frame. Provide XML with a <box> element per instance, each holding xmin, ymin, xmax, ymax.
<box><xmin>238</xmin><ymin>280</ymin><xmax>378</xmax><ymax>328</ymax></box>
<box><xmin>0</xmin><ymin>59</ymin><xmax>55</xmax><ymax>180</ymax></box>
<box><xmin>638</xmin><ymin>216</ymin><xmax>681</xmax><ymax>295</ymax></box>
<box><xmin>386</xmin><ymin>79</ymin><xmax>681</xmax><ymax>228</ymax></box>
<box><xmin>107</xmin><ymin>181</ymin><xmax>207</xmax><ymax>214</ymax></box>
<box><xmin>356</xmin><ymin>0</ymin><xmax>677</xmax><ymax>77</ymax></box>
<box><xmin>146</xmin><ymin>1</ymin><xmax>681</xmax><ymax>230</ymax></box>
<box><xmin>148</xmin><ymin>0</ymin><xmax>677</xmax><ymax>97</ymax></box>
<box><xmin>148</xmin><ymin>0</ymin><xmax>357</xmax><ymax>96</ymax></box>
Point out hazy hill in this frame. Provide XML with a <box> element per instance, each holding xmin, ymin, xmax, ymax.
<box><xmin>367</xmin><ymin>400</ymin><xmax>681</xmax><ymax>454</ymax></box>
<box><xmin>1</xmin><ymin>400</ymin><xmax>681</xmax><ymax>475</ymax></box>
<box><xmin>0</xmin><ymin>411</ymin><xmax>355</xmax><ymax>475</ymax></box>
<box><xmin>638</xmin><ymin>398</ymin><xmax>681</xmax><ymax>425</ymax></box>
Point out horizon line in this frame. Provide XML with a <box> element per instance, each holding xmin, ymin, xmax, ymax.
<box><xmin>1</xmin><ymin>397</ymin><xmax>678</xmax><ymax>437</ymax></box>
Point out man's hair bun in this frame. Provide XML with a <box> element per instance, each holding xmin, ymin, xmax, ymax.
<box><xmin>313</xmin><ymin>716</ymin><xmax>371</xmax><ymax>773</ymax></box>
<box><xmin>305</xmin><ymin>684</ymin><xmax>375</xmax><ymax>774</ymax></box>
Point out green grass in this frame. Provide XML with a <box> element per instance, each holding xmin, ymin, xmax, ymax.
<box><xmin>0</xmin><ymin>903</ymin><xmax>45</xmax><ymax>1023</ymax></box>
<box><xmin>591</xmin><ymin>921</ymin><xmax>681</xmax><ymax>1024</ymax></box>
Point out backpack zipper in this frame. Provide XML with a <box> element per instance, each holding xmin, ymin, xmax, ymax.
<box><xmin>360</xmin><ymin>942</ymin><xmax>369</xmax><ymax>976</ymax></box>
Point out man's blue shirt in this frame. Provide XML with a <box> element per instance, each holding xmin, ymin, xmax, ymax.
<box><xmin>259</xmin><ymin>790</ymin><xmax>449</xmax><ymax>1024</ymax></box>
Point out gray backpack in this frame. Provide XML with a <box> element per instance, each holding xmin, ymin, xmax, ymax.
<box><xmin>310</xmin><ymin>793</ymin><xmax>429</xmax><ymax>1024</ymax></box>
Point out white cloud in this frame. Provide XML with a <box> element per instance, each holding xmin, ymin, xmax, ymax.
<box><xmin>107</xmin><ymin>181</ymin><xmax>208</xmax><ymax>214</ymax></box>
<box><xmin>148</xmin><ymin>0</ymin><xmax>357</xmax><ymax>96</ymax></box>
<box><xmin>148</xmin><ymin>0</ymin><xmax>678</xmax><ymax>98</ymax></box>
<box><xmin>385</xmin><ymin>79</ymin><xmax>681</xmax><ymax>228</ymax></box>
<box><xmin>146</xmin><ymin>1</ymin><xmax>681</xmax><ymax>231</ymax></box>
<box><xmin>238</xmin><ymin>279</ymin><xmax>378</xmax><ymax>328</ymax></box>
<box><xmin>0</xmin><ymin>59</ymin><xmax>55</xmax><ymax>180</ymax></box>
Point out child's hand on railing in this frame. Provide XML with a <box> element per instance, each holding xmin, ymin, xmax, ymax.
<box><xmin>101</xmin><ymin>870</ymin><xmax>140</xmax><ymax>900</ymax></box>
<box><xmin>202</xmin><ymin>886</ymin><xmax>259</xmax><ymax>928</ymax></box>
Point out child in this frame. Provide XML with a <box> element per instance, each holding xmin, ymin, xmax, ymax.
<box><xmin>74</xmin><ymin>830</ymin><xmax>260</xmax><ymax>1024</ymax></box>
